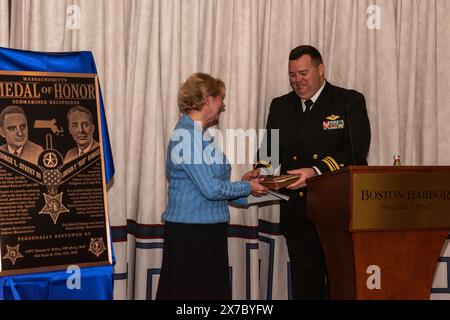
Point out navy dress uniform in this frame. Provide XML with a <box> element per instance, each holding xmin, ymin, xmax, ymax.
<box><xmin>257</xmin><ymin>81</ymin><xmax>371</xmax><ymax>299</ymax></box>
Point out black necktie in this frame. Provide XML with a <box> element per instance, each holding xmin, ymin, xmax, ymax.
<box><xmin>304</xmin><ymin>99</ymin><xmax>314</xmax><ymax>114</ymax></box>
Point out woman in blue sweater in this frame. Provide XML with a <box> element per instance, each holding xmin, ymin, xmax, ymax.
<box><xmin>156</xmin><ymin>73</ymin><xmax>267</xmax><ymax>300</ymax></box>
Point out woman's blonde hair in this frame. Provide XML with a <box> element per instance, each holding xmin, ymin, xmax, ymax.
<box><xmin>178</xmin><ymin>73</ymin><xmax>225</xmax><ymax>113</ymax></box>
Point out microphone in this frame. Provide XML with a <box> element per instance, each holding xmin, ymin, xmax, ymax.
<box><xmin>345</xmin><ymin>103</ymin><xmax>356</xmax><ymax>165</ymax></box>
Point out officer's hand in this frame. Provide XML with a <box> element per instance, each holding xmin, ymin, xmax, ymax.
<box><xmin>285</xmin><ymin>168</ymin><xmax>317</xmax><ymax>190</ymax></box>
<box><xmin>242</xmin><ymin>169</ymin><xmax>260</xmax><ymax>181</ymax></box>
<box><xmin>249</xmin><ymin>177</ymin><xmax>268</xmax><ymax>197</ymax></box>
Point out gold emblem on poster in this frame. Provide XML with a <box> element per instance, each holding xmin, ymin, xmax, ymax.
<box><xmin>3</xmin><ymin>245</ymin><xmax>24</xmax><ymax>266</ymax></box>
<box><xmin>89</xmin><ymin>238</ymin><xmax>106</xmax><ymax>258</ymax></box>
<box><xmin>39</xmin><ymin>192</ymin><xmax>69</xmax><ymax>224</ymax></box>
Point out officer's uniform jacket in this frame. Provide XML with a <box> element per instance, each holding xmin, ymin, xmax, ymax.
<box><xmin>257</xmin><ymin>81</ymin><xmax>371</xmax><ymax>189</ymax></box>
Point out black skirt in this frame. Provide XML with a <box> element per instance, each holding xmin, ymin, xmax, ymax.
<box><xmin>156</xmin><ymin>221</ymin><xmax>231</xmax><ymax>300</ymax></box>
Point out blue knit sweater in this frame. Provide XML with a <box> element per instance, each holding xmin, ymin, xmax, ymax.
<box><xmin>162</xmin><ymin>114</ymin><xmax>251</xmax><ymax>224</ymax></box>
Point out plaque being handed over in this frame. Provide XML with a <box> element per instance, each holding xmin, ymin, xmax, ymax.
<box><xmin>261</xmin><ymin>174</ymin><xmax>299</xmax><ymax>190</ymax></box>
<box><xmin>0</xmin><ymin>70</ymin><xmax>112</xmax><ymax>275</ymax></box>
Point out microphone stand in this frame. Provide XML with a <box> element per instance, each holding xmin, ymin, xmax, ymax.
<box><xmin>345</xmin><ymin>104</ymin><xmax>356</xmax><ymax>165</ymax></box>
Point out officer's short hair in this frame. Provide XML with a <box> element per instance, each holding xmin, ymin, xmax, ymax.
<box><xmin>289</xmin><ymin>45</ymin><xmax>323</xmax><ymax>66</ymax></box>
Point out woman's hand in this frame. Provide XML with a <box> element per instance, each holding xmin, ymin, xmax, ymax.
<box><xmin>241</xmin><ymin>169</ymin><xmax>260</xmax><ymax>181</ymax></box>
<box><xmin>249</xmin><ymin>177</ymin><xmax>268</xmax><ymax>197</ymax></box>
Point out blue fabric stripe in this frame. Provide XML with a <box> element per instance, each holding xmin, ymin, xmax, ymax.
<box><xmin>111</xmin><ymin>226</ymin><xmax>128</xmax><ymax>241</ymax></box>
<box><xmin>258</xmin><ymin>219</ymin><xmax>283</xmax><ymax>235</ymax></box>
<box><xmin>227</xmin><ymin>225</ymin><xmax>258</xmax><ymax>239</ymax></box>
<box><xmin>112</xmin><ymin>219</ymin><xmax>284</xmax><ymax>241</ymax></box>
<box><xmin>127</xmin><ymin>220</ymin><xmax>164</xmax><ymax>239</ymax></box>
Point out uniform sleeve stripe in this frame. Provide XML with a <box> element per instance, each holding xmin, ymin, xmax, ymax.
<box><xmin>321</xmin><ymin>158</ymin><xmax>336</xmax><ymax>171</ymax></box>
<box><xmin>323</xmin><ymin>157</ymin><xmax>338</xmax><ymax>171</ymax></box>
<box><xmin>325</xmin><ymin>156</ymin><xmax>340</xmax><ymax>170</ymax></box>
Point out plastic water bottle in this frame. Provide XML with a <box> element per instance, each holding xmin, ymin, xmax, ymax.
<box><xmin>393</xmin><ymin>155</ymin><xmax>401</xmax><ymax>166</ymax></box>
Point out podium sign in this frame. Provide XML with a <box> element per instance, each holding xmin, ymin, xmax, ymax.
<box><xmin>352</xmin><ymin>172</ymin><xmax>450</xmax><ymax>230</ymax></box>
<box><xmin>307</xmin><ymin>166</ymin><xmax>450</xmax><ymax>299</ymax></box>
<box><xmin>0</xmin><ymin>71</ymin><xmax>112</xmax><ymax>275</ymax></box>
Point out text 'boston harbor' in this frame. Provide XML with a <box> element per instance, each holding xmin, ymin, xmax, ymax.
<box><xmin>361</xmin><ymin>189</ymin><xmax>450</xmax><ymax>201</ymax></box>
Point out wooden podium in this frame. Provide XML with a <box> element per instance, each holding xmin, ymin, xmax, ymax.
<box><xmin>306</xmin><ymin>166</ymin><xmax>450</xmax><ymax>300</ymax></box>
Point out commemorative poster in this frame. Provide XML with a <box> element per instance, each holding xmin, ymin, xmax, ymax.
<box><xmin>0</xmin><ymin>71</ymin><xmax>112</xmax><ymax>275</ymax></box>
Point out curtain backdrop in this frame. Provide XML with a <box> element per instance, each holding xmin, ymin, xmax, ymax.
<box><xmin>2</xmin><ymin>0</ymin><xmax>450</xmax><ymax>299</ymax></box>
<box><xmin>0</xmin><ymin>0</ymin><xmax>8</xmax><ymax>46</ymax></box>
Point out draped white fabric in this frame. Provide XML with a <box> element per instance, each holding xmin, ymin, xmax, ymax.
<box><xmin>2</xmin><ymin>0</ymin><xmax>450</xmax><ymax>299</ymax></box>
<box><xmin>0</xmin><ymin>0</ymin><xmax>8</xmax><ymax>46</ymax></box>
